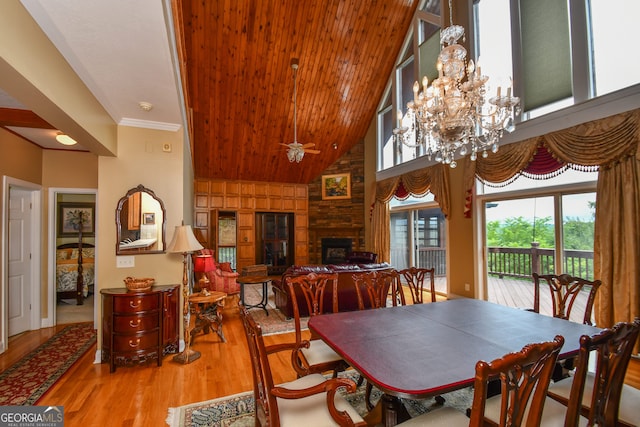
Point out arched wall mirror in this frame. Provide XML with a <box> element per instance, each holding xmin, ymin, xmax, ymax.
<box><xmin>116</xmin><ymin>184</ymin><xmax>166</xmax><ymax>255</ymax></box>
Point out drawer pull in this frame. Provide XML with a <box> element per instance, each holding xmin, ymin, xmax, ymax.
<box><xmin>129</xmin><ymin>319</ymin><xmax>140</xmax><ymax>328</ymax></box>
<box><xmin>129</xmin><ymin>299</ymin><xmax>142</xmax><ymax>309</ymax></box>
<box><xmin>129</xmin><ymin>338</ymin><xmax>141</xmax><ymax>348</ymax></box>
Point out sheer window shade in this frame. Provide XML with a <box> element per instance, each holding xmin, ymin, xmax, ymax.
<box><xmin>521</xmin><ymin>0</ymin><xmax>573</xmax><ymax>111</ymax></box>
<box><xmin>418</xmin><ymin>29</ymin><xmax>440</xmax><ymax>84</ymax></box>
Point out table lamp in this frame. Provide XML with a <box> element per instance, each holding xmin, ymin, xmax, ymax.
<box><xmin>166</xmin><ymin>224</ymin><xmax>203</xmax><ymax>364</ymax></box>
<box><xmin>193</xmin><ymin>254</ymin><xmax>215</xmax><ymax>292</ymax></box>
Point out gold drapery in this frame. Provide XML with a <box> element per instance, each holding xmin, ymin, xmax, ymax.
<box><xmin>464</xmin><ymin>109</ymin><xmax>640</xmax><ymax>330</ymax></box>
<box><xmin>370</xmin><ymin>164</ymin><xmax>450</xmax><ymax>263</ymax></box>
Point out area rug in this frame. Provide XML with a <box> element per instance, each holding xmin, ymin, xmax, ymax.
<box><xmin>166</xmin><ymin>371</ymin><xmax>473</xmax><ymax>427</ymax></box>
<box><xmin>0</xmin><ymin>322</ymin><xmax>96</xmax><ymax>405</ymax></box>
<box><xmin>243</xmin><ymin>284</ymin><xmax>308</xmax><ymax>336</ymax></box>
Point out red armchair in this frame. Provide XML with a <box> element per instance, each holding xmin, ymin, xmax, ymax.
<box><xmin>197</xmin><ymin>249</ymin><xmax>240</xmax><ymax>295</ymax></box>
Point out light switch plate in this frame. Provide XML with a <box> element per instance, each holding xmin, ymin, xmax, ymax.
<box><xmin>116</xmin><ymin>256</ymin><xmax>135</xmax><ymax>268</ymax></box>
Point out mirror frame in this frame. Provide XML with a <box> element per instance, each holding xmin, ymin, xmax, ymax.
<box><xmin>115</xmin><ymin>184</ymin><xmax>167</xmax><ymax>255</ymax></box>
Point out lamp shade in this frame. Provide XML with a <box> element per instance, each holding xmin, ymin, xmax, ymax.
<box><xmin>166</xmin><ymin>225</ymin><xmax>203</xmax><ymax>254</ymax></box>
<box><xmin>193</xmin><ymin>254</ymin><xmax>215</xmax><ymax>272</ymax></box>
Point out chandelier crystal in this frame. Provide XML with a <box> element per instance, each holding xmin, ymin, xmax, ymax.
<box><xmin>394</xmin><ymin>0</ymin><xmax>520</xmax><ymax>168</ymax></box>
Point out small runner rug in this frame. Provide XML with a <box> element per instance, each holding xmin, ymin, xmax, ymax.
<box><xmin>243</xmin><ymin>284</ymin><xmax>308</xmax><ymax>336</ymax></box>
<box><xmin>166</xmin><ymin>371</ymin><xmax>473</xmax><ymax>427</ymax></box>
<box><xmin>0</xmin><ymin>322</ymin><xmax>96</xmax><ymax>405</ymax></box>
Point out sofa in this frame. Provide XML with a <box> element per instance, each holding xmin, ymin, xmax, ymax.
<box><xmin>272</xmin><ymin>262</ymin><xmax>392</xmax><ymax>318</ymax></box>
<box><xmin>345</xmin><ymin>251</ymin><xmax>377</xmax><ymax>264</ymax></box>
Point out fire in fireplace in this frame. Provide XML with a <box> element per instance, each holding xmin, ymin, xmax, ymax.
<box><xmin>321</xmin><ymin>238</ymin><xmax>352</xmax><ymax>264</ymax></box>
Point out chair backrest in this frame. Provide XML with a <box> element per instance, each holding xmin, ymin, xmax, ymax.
<box><xmin>470</xmin><ymin>335</ymin><xmax>564</xmax><ymax>427</ymax></box>
<box><xmin>563</xmin><ymin>318</ymin><xmax>640</xmax><ymax>427</ymax></box>
<box><xmin>400</xmin><ymin>267</ymin><xmax>436</xmax><ymax>304</ymax></box>
<box><xmin>532</xmin><ymin>273</ymin><xmax>601</xmax><ymax>325</ymax></box>
<box><xmin>239</xmin><ymin>305</ymin><xmax>279</xmax><ymax>426</ymax></box>
<box><xmin>352</xmin><ymin>270</ymin><xmax>395</xmax><ymax>310</ymax></box>
<box><xmin>285</xmin><ymin>273</ymin><xmax>339</xmax><ymax>339</ymax></box>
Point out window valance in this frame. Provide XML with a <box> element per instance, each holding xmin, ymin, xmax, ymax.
<box><xmin>463</xmin><ymin>109</ymin><xmax>640</xmax><ymax>192</ymax></box>
<box><xmin>374</xmin><ymin>163</ymin><xmax>450</xmax><ymax>218</ymax></box>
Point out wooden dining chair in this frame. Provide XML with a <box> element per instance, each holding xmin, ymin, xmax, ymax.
<box><xmin>239</xmin><ymin>305</ymin><xmax>366</xmax><ymax>427</ymax></box>
<box><xmin>352</xmin><ymin>270</ymin><xmax>395</xmax><ymax>310</ymax></box>
<box><xmin>351</xmin><ymin>269</ymin><xmax>398</xmax><ymax>410</ymax></box>
<box><xmin>532</xmin><ymin>273</ymin><xmax>601</xmax><ymax>325</ymax></box>
<box><xmin>396</xmin><ymin>336</ymin><xmax>565</xmax><ymax>426</ymax></box>
<box><xmin>285</xmin><ymin>273</ymin><xmax>348</xmax><ymax>378</ymax></box>
<box><xmin>400</xmin><ymin>267</ymin><xmax>437</xmax><ymax>304</ymax></box>
<box><xmin>532</xmin><ymin>273</ymin><xmax>603</xmax><ymax>382</ymax></box>
<box><xmin>543</xmin><ymin>317</ymin><xmax>640</xmax><ymax>427</ymax></box>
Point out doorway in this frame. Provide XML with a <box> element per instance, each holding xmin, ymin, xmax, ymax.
<box><xmin>50</xmin><ymin>189</ymin><xmax>97</xmax><ymax>327</ymax></box>
<box><xmin>482</xmin><ymin>191</ymin><xmax>597</xmax><ymax>319</ymax></box>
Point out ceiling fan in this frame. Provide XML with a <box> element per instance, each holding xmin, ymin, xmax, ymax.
<box><xmin>281</xmin><ymin>58</ymin><xmax>321</xmax><ymax>163</ymax></box>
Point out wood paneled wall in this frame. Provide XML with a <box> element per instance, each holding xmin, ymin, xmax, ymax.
<box><xmin>193</xmin><ymin>179</ymin><xmax>309</xmax><ymax>271</ymax></box>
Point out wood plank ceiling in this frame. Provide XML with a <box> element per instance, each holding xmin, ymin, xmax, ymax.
<box><xmin>175</xmin><ymin>0</ymin><xmax>419</xmax><ymax>184</ymax></box>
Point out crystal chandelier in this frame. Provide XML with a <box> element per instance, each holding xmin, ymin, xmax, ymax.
<box><xmin>394</xmin><ymin>0</ymin><xmax>520</xmax><ymax>168</ymax></box>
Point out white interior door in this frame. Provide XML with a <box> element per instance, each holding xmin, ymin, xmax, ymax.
<box><xmin>8</xmin><ymin>187</ymin><xmax>32</xmax><ymax>336</ymax></box>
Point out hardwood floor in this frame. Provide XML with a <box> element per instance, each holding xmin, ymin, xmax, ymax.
<box><xmin>2</xmin><ymin>294</ymin><xmax>639</xmax><ymax>427</ymax></box>
<box><xmin>5</xmin><ymin>299</ymin><xmax>301</xmax><ymax>426</ymax></box>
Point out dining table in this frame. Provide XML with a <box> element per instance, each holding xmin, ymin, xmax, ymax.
<box><xmin>308</xmin><ymin>298</ymin><xmax>601</xmax><ymax>427</ymax></box>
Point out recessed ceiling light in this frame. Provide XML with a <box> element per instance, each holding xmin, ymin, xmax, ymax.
<box><xmin>56</xmin><ymin>133</ymin><xmax>77</xmax><ymax>146</ymax></box>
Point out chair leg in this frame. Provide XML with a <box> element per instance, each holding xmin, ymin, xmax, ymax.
<box><xmin>365</xmin><ymin>381</ymin><xmax>375</xmax><ymax>411</ymax></box>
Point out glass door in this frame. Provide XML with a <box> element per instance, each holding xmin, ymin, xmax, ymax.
<box><xmin>484</xmin><ymin>192</ymin><xmax>596</xmax><ymax>319</ymax></box>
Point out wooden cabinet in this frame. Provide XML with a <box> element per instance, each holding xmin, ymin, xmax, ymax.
<box><xmin>101</xmin><ymin>285</ymin><xmax>179</xmax><ymax>373</ymax></box>
<box><xmin>256</xmin><ymin>213</ymin><xmax>294</xmax><ymax>275</ymax></box>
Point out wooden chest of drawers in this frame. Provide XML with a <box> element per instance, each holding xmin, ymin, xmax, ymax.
<box><xmin>101</xmin><ymin>285</ymin><xmax>179</xmax><ymax>373</ymax></box>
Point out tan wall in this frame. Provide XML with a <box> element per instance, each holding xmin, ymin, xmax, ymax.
<box><xmin>42</xmin><ymin>151</ymin><xmax>98</xmax><ymax>188</ymax></box>
<box><xmin>446</xmin><ymin>166</ymin><xmax>475</xmax><ymax>298</ymax></box>
<box><xmin>38</xmin><ymin>151</ymin><xmax>98</xmax><ymax>318</ymax></box>
<box><xmin>97</xmin><ymin>125</ymin><xmax>187</xmax><ymax>350</ymax></box>
<box><xmin>1</xmin><ymin>128</ymin><xmax>43</xmax><ymax>183</ymax></box>
<box><xmin>363</xmin><ymin>114</ymin><xmax>377</xmax><ymax>251</ymax></box>
<box><xmin>1</xmin><ymin>130</ymin><xmax>43</xmax><ymax>322</ymax></box>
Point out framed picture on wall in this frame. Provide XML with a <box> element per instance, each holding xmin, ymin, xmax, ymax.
<box><xmin>58</xmin><ymin>203</ymin><xmax>95</xmax><ymax>236</ymax></box>
<box><xmin>321</xmin><ymin>173</ymin><xmax>351</xmax><ymax>200</ymax></box>
<box><xmin>143</xmin><ymin>212</ymin><xmax>155</xmax><ymax>225</ymax></box>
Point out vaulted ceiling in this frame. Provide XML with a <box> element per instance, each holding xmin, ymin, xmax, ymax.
<box><xmin>176</xmin><ymin>0</ymin><xmax>418</xmax><ymax>183</ymax></box>
<box><xmin>1</xmin><ymin>0</ymin><xmax>419</xmax><ymax>184</ymax></box>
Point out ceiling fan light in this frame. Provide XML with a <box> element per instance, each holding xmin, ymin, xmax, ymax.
<box><xmin>56</xmin><ymin>133</ymin><xmax>77</xmax><ymax>146</ymax></box>
<box><xmin>287</xmin><ymin>148</ymin><xmax>296</xmax><ymax>162</ymax></box>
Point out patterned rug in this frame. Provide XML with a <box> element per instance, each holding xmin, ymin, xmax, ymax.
<box><xmin>0</xmin><ymin>322</ymin><xmax>96</xmax><ymax>405</ymax></box>
<box><xmin>166</xmin><ymin>371</ymin><xmax>473</xmax><ymax>427</ymax></box>
<box><xmin>242</xmin><ymin>284</ymin><xmax>308</xmax><ymax>336</ymax></box>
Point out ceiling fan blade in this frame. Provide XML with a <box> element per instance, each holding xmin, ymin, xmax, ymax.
<box><xmin>301</xmin><ymin>143</ymin><xmax>316</xmax><ymax>148</ymax></box>
<box><xmin>279</xmin><ymin>143</ymin><xmax>292</xmax><ymax>148</ymax></box>
<box><xmin>304</xmin><ymin>149</ymin><xmax>321</xmax><ymax>154</ymax></box>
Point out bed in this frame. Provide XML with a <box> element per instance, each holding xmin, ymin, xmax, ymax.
<box><xmin>56</xmin><ymin>243</ymin><xmax>95</xmax><ymax>305</ymax></box>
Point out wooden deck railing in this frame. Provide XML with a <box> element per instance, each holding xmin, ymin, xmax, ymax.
<box><xmin>487</xmin><ymin>243</ymin><xmax>594</xmax><ymax>280</ymax></box>
<box><xmin>390</xmin><ymin>244</ymin><xmax>594</xmax><ymax>281</ymax></box>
